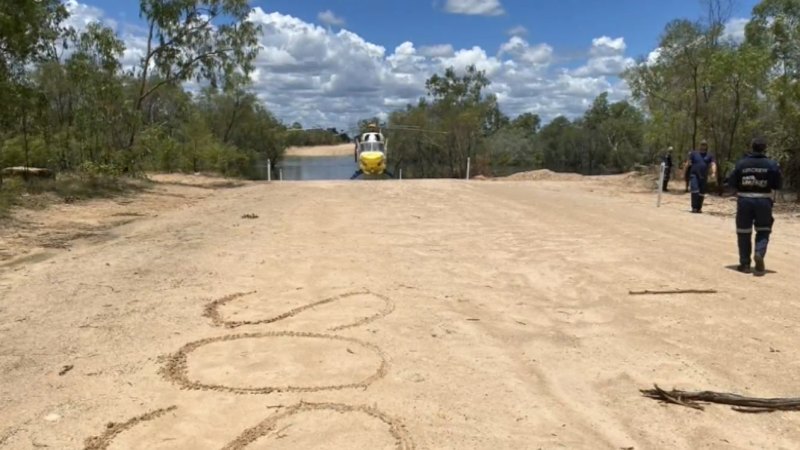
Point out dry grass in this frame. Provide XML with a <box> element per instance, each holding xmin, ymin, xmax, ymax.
<box><xmin>0</xmin><ymin>174</ymin><xmax>148</xmax><ymax>219</ymax></box>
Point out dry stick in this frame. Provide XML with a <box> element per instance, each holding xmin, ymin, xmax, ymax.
<box><xmin>641</xmin><ymin>385</ymin><xmax>800</xmax><ymax>412</ymax></box>
<box><xmin>629</xmin><ymin>289</ymin><xmax>718</xmax><ymax>296</ymax></box>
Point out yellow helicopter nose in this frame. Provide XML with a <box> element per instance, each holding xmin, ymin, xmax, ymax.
<box><xmin>358</xmin><ymin>151</ymin><xmax>386</xmax><ymax>175</ymax></box>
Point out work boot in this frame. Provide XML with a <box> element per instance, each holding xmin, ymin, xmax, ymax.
<box><xmin>736</xmin><ymin>264</ymin><xmax>751</xmax><ymax>274</ymax></box>
<box><xmin>754</xmin><ymin>254</ymin><xmax>766</xmax><ymax>276</ymax></box>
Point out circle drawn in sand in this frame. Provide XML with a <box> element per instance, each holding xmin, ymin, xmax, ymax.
<box><xmin>203</xmin><ymin>290</ymin><xmax>395</xmax><ymax>331</ymax></box>
<box><xmin>160</xmin><ymin>332</ymin><xmax>388</xmax><ymax>395</ymax></box>
<box><xmin>221</xmin><ymin>402</ymin><xmax>415</xmax><ymax>450</ymax></box>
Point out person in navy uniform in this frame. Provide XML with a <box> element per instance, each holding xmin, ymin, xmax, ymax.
<box><xmin>727</xmin><ymin>137</ymin><xmax>783</xmax><ymax>275</ymax></box>
<box><xmin>686</xmin><ymin>139</ymin><xmax>717</xmax><ymax>213</ymax></box>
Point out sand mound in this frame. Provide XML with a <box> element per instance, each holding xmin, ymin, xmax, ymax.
<box><xmin>504</xmin><ymin>169</ymin><xmax>585</xmax><ymax>181</ymax></box>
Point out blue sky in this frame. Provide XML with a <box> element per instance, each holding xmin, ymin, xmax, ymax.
<box><xmin>66</xmin><ymin>0</ymin><xmax>759</xmax><ymax>131</ymax></box>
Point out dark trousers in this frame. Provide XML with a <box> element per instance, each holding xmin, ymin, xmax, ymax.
<box><xmin>736</xmin><ymin>197</ymin><xmax>774</xmax><ymax>266</ymax></box>
<box><xmin>689</xmin><ymin>175</ymin><xmax>707</xmax><ymax>211</ymax></box>
<box><xmin>662</xmin><ymin>169</ymin><xmax>671</xmax><ymax>191</ymax></box>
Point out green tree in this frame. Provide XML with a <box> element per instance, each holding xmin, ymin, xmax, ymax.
<box><xmin>746</xmin><ymin>0</ymin><xmax>800</xmax><ymax>188</ymax></box>
<box><xmin>128</xmin><ymin>0</ymin><xmax>262</xmax><ymax>153</ymax></box>
<box><xmin>510</xmin><ymin>112</ymin><xmax>541</xmax><ymax>135</ymax></box>
<box><xmin>539</xmin><ymin>116</ymin><xmax>582</xmax><ymax>172</ymax></box>
<box><xmin>0</xmin><ymin>0</ymin><xmax>68</xmax><ymax>181</ymax></box>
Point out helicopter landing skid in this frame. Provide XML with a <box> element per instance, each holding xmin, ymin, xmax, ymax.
<box><xmin>350</xmin><ymin>170</ymin><xmax>395</xmax><ymax>180</ymax></box>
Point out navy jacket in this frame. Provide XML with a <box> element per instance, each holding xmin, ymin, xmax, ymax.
<box><xmin>662</xmin><ymin>154</ymin><xmax>673</xmax><ymax>169</ymax></box>
<box><xmin>688</xmin><ymin>151</ymin><xmax>715</xmax><ymax>179</ymax></box>
<box><xmin>727</xmin><ymin>153</ymin><xmax>782</xmax><ymax>195</ymax></box>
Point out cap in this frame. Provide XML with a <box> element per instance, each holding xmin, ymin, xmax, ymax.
<box><xmin>751</xmin><ymin>136</ymin><xmax>767</xmax><ymax>152</ymax></box>
<box><xmin>700</xmin><ymin>139</ymin><xmax>708</xmax><ymax>145</ymax></box>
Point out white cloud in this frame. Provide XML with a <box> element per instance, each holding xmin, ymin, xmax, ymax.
<box><xmin>573</xmin><ymin>56</ymin><xmax>635</xmax><ymax>77</ymax></box>
<box><xmin>387</xmin><ymin>42</ymin><xmax>426</xmax><ymax>74</ymax></box>
<box><xmin>571</xmin><ymin>36</ymin><xmax>634</xmax><ymax>77</ymax></box>
<box><xmin>317</xmin><ymin>10</ymin><xmax>345</xmax><ymax>27</ymax></box>
<box><xmin>722</xmin><ymin>17</ymin><xmax>749</xmax><ymax>43</ymax></box>
<box><xmin>646</xmin><ymin>48</ymin><xmax>662</xmax><ymax>66</ymax></box>
<box><xmin>499</xmin><ymin>36</ymin><xmax>553</xmax><ymax>67</ymax></box>
<box><xmin>67</xmin><ymin>2</ymin><xmax>639</xmax><ymax>130</ymax></box>
<box><xmin>507</xmin><ymin>25</ymin><xmax>528</xmax><ymax>37</ymax></box>
<box><xmin>64</xmin><ymin>0</ymin><xmax>116</xmax><ymax>30</ymax></box>
<box><xmin>444</xmin><ymin>0</ymin><xmax>505</xmax><ymax>16</ymax></box>
<box><xmin>439</xmin><ymin>46</ymin><xmax>503</xmax><ymax>76</ymax></box>
<box><xmin>589</xmin><ymin>36</ymin><xmax>627</xmax><ymax>57</ymax></box>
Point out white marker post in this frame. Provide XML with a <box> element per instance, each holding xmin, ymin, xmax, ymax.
<box><xmin>279</xmin><ymin>168</ymin><xmax>283</xmax><ymax>181</ymax></box>
<box><xmin>656</xmin><ymin>162</ymin><xmax>666</xmax><ymax>207</ymax></box>
<box><xmin>267</xmin><ymin>159</ymin><xmax>272</xmax><ymax>181</ymax></box>
<box><xmin>466</xmin><ymin>157</ymin><xmax>471</xmax><ymax>180</ymax></box>
<box><xmin>399</xmin><ymin>169</ymin><xmax>402</xmax><ymax>180</ymax></box>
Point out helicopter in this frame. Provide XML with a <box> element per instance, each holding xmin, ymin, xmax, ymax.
<box><xmin>284</xmin><ymin>122</ymin><xmax>447</xmax><ymax>180</ymax></box>
<box><xmin>349</xmin><ymin>122</ymin><xmax>451</xmax><ymax>180</ymax></box>
<box><xmin>351</xmin><ymin>123</ymin><xmax>393</xmax><ymax>179</ymax></box>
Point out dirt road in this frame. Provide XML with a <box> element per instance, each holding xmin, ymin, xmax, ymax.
<box><xmin>1</xmin><ymin>174</ymin><xmax>799</xmax><ymax>449</ymax></box>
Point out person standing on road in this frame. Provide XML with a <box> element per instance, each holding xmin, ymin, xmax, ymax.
<box><xmin>727</xmin><ymin>137</ymin><xmax>783</xmax><ymax>276</ymax></box>
<box><xmin>661</xmin><ymin>147</ymin><xmax>674</xmax><ymax>192</ymax></box>
<box><xmin>686</xmin><ymin>139</ymin><xmax>717</xmax><ymax>213</ymax></box>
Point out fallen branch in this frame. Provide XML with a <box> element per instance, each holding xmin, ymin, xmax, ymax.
<box><xmin>641</xmin><ymin>384</ymin><xmax>800</xmax><ymax>412</ymax></box>
<box><xmin>629</xmin><ymin>289</ymin><xmax>718</xmax><ymax>296</ymax></box>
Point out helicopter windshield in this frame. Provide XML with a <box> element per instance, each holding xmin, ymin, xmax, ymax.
<box><xmin>360</xmin><ymin>142</ymin><xmax>385</xmax><ymax>153</ymax></box>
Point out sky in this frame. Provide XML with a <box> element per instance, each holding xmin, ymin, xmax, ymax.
<box><xmin>64</xmin><ymin>0</ymin><xmax>759</xmax><ymax>133</ymax></box>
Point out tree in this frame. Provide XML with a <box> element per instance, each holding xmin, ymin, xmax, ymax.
<box><xmin>583</xmin><ymin>92</ymin><xmax>611</xmax><ymax>174</ymax></box>
<box><xmin>65</xmin><ymin>23</ymin><xmax>126</xmax><ymax>166</ymax></box>
<box><xmin>426</xmin><ymin>65</ymin><xmax>490</xmax><ymax>106</ymax></box>
<box><xmin>482</xmin><ymin>94</ymin><xmax>509</xmax><ymax>135</ymax></box>
<box><xmin>0</xmin><ymin>0</ymin><xmax>67</xmax><ymax>75</ymax></box>
<box><xmin>510</xmin><ymin>112</ymin><xmax>541</xmax><ymax>135</ymax></box>
<box><xmin>357</xmin><ymin>117</ymin><xmax>384</xmax><ymax>133</ymax></box>
<box><xmin>746</xmin><ymin>0</ymin><xmax>800</xmax><ymax>190</ymax></box>
<box><xmin>485</xmin><ymin>126</ymin><xmax>538</xmax><ymax>175</ymax></box>
<box><xmin>128</xmin><ymin>0</ymin><xmax>262</xmax><ymax>153</ymax></box>
<box><xmin>702</xmin><ymin>43</ymin><xmax>768</xmax><ymax>187</ymax></box>
<box><xmin>601</xmin><ymin>100</ymin><xmax>646</xmax><ymax>172</ymax></box>
<box><xmin>0</xmin><ymin>0</ymin><xmax>68</xmax><ymax>181</ymax></box>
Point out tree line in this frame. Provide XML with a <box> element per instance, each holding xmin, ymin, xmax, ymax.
<box><xmin>625</xmin><ymin>0</ymin><xmax>800</xmax><ymax>191</ymax></box>
<box><xmin>2</xmin><ymin>0</ymin><xmax>799</xmax><ymax>193</ymax></box>
<box><xmin>382</xmin><ymin>66</ymin><xmax>645</xmax><ymax>179</ymax></box>
<box><xmin>1</xmin><ymin>0</ymin><xmax>298</xmax><ymax>183</ymax></box>
<box><xmin>285</xmin><ymin>123</ymin><xmax>351</xmax><ymax>147</ymax></box>
<box><xmin>382</xmin><ymin>0</ymin><xmax>799</xmax><ymax>190</ymax></box>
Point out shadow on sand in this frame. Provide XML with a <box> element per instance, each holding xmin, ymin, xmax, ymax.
<box><xmin>724</xmin><ymin>265</ymin><xmax>777</xmax><ymax>277</ymax></box>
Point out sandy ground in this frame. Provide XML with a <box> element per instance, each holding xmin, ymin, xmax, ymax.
<box><xmin>2</xmin><ymin>170</ymin><xmax>800</xmax><ymax>449</ymax></box>
<box><xmin>285</xmin><ymin>144</ymin><xmax>353</xmax><ymax>157</ymax></box>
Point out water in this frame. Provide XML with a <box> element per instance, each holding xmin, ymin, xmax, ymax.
<box><xmin>276</xmin><ymin>156</ymin><xmax>357</xmax><ymax>181</ymax></box>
